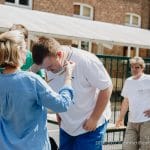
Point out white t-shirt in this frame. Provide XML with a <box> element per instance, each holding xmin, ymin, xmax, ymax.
<box><xmin>47</xmin><ymin>46</ymin><xmax>112</xmax><ymax>136</ymax></box>
<box><xmin>121</xmin><ymin>74</ymin><xmax>150</xmax><ymax>123</ymax></box>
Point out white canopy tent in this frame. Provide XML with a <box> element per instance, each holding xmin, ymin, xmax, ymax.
<box><xmin>0</xmin><ymin>4</ymin><xmax>150</xmax><ymax>51</ymax></box>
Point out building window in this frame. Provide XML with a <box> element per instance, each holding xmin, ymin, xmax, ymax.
<box><xmin>80</xmin><ymin>41</ymin><xmax>90</xmax><ymax>51</ymax></box>
<box><xmin>73</xmin><ymin>3</ymin><xmax>93</xmax><ymax>20</ymax></box>
<box><xmin>5</xmin><ymin>0</ymin><xmax>32</xmax><ymax>9</ymax></box>
<box><xmin>73</xmin><ymin>3</ymin><xmax>93</xmax><ymax>52</ymax></box>
<box><xmin>125</xmin><ymin>13</ymin><xmax>141</xmax><ymax>27</ymax></box>
<box><xmin>5</xmin><ymin>0</ymin><xmax>15</xmax><ymax>3</ymax></box>
<box><xmin>19</xmin><ymin>0</ymin><xmax>29</xmax><ymax>5</ymax></box>
<box><xmin>72</xmin><ymin>40</ymin><xmax>91</xmax><ymax>52</ymax></box>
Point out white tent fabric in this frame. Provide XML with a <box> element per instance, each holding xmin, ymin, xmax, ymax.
<box><xmin>0</xmin><ymin>4</ymin><xmax>150</xmax><ymax>49</ymax></box>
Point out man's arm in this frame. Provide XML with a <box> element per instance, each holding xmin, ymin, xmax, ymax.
<box><xmin>83</xmin><ymin>86</ymin><xmax>112</xmax><ymax>131</ymax></box>
<box><xmin>115</xmin><ymin>97</ymin><xmax>129</xmax><ymax>127</ymax></box>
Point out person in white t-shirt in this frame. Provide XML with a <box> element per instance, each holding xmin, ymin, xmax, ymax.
<box><xmin>116</xmin><ymin>56</ymin><xmax>150</xmax><ymax>150</ymax></box>
<box><xmin>32</xmin><ymin>37</ymin><xmax>112</xmax><ymax>150</ymax></box>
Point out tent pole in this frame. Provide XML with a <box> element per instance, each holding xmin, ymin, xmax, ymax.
<box><xmin>127</xmin><ymin>46</ymin><xmax>131</xmax><ymax>57</ymax></box>
<box><xmin>135</xmin><ymin>47</ymin><xmax>139</xmax><ymax>56</ymax></box>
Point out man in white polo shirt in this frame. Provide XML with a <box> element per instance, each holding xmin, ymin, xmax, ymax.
<box><xmin>116</xmin><ymin>56</ymin><xmax>150</xmax><ymax>150</ymax></box>
<box><xmin>32</xmin><ymin>37</ymin><xmax>112</xmax><ymax>150</ymax></box>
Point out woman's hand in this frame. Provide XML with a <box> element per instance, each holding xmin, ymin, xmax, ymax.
<box><xmin>65</xmin><ymin>61</ymin><xmax>75</xmax><ymax>80</ymax></box>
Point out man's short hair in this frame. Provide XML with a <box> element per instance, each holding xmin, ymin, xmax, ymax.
<box><xmin>32</xmin><ymin>37</ymin><xmax>61</xmax><ymax>65</ymax></box>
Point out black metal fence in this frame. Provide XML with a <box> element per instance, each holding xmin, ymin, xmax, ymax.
<box><xmin>97</xmin><ymin>55</ymin><xmax>150</xmax><ymax>147</ymax></box>
<box><xmin>97</xmin><ymin>55</ymin><xmax>130</xmax><ymax>123</ymax></box>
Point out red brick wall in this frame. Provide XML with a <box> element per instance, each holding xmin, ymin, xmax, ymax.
<box><xmin>32</xmin><ymin>0</ymin><xmax>150</xmax><ymax>57</ymax></box>
<box><xmin>33</xmin><ymin>0</ymin><xmax>150</xmax><ymax>29</ymax></box>
<box><xmin>1</xmin><ymin>0</ymin><xmax>150</xmax><ymax>56</ymax></box>
<box><xmin>94</xmin><ymin>0</ymin><xmax>143</xmax><ymax>24</ymax></box>
<box><xmin>1</xmin><ymin>0</ymin><xmax>149</xmax><ymax>28</ymax></box>
<box><xmin>140</xmin><ymin>0</ymin><xmax>150</xmax><ymax>29</ymax></box>
<box><xmin>33</xmin><ymin>0</ymin><xmax>73</xmax><ymax>16</ymax></box>
<box><xmin>0</xmin><ymin>0</ymin><xmax>4</xmax><ymax>4</ymax></box>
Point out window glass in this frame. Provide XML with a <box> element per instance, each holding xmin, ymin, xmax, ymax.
<box><xmin>132</xmin><ymin>16</ymin><xmax>138</xmax><ymax>25</ymax></box>
<box><xmin>74</xmin><ymin>5</ymin><xmax>80</xmax><ymax>15</ymax></box>
<box><xmin>83</xmin><ymin>6</ymin><xmax>91</xmax><ymax>17</ymax></box>
<box><xmin>125</xmin><ymin>15</ymin><xmax>130</xmax><ymax>24</ymax></box>
<box><xmin>125</xmin><ymin>13</ymin><xmax>140</xmax><ymax>27</ymax></box>
<box><xmin>81</xmin><ymin>41</ymin><xmax>89</xmax><ymax>51</ymax></box>
<box><xmin>73</xmin><ymin>3</ymin><xmax>93</xmax><ymax>20</ymax></box>
<box><xmin>5</xmin><ymin>0</ymin><xmax>31</xmax><ymax>8</ymax></box>
<box><xmin>5</xmin><ymin>0</ymin><xmax>15</xmax><ymax>3</ymax></box>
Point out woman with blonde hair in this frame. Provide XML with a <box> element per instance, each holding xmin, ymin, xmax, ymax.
<box><xmin>9</xmin><ymin>24</ymin><xmax>45</xmax><ymax>78</ymax></box>
<box><xmin>0</xmin><ymin>30</ymin><xmax>75</xmax><ymax>150</ymax></box>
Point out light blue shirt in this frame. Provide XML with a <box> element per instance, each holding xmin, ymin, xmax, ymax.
<box><xmin>0</xmin><ymin>70</ymin><xmax>74</xmax><ymax>150</ymax></box>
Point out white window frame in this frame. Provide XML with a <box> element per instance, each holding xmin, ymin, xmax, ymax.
<box><xmin>125</xmin><ymin>13</ymin><xmax>141</xmax><ymax>28</ymax></box>
<box><xmin>79</xmin><ymin>41</ymin><xmax>92</xmax><ymax>52</ymax></box>
<box><xmin>72</xmin><ymin>40</ymin><xmax>92</xmax><ymax>52</ymax></box>
<box><xmin>5</xmin><ymin>0</ymin><xmax>32</xmax><ymax>9</ymax></box>
<box><xmin>73</xmin><ymin>3</ymin><xmax>93</xmax><ymax>20</ymax></box>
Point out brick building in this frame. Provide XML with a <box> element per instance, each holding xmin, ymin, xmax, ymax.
<box><xmin>1</xmin><ymin>0</ymin><xmax>150</xmax><ymax>57</ymax></box>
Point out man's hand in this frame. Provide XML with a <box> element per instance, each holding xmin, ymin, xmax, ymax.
<box><xmin>83</xmin><ymin>117</ymin><xmax>98</xmax><ymax>132</ymax></box>
<box><xmin>115</xmin><ymin>119</ymin><xmax>124</xmax><ymax>127</ymax></box>
<box><xmin>144</xmin><ymin>109</ymin><xmax>150</xmax><ymax>118</ymax></box>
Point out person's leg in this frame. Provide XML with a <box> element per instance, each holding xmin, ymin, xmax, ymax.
<box><xmin>73</xmin><ymin>121</ymin><xmax>108</xmax><ymax>150</ymax></box>
<box><xmin>140</xmin><ymin>120</ymin><xmax>150</xmax><ymax>150</ymax></box>
<box><xmin>59</xmin><ymin>128</ymin><xmax>75</xmax><ymax>150</ymax></box>
<box><xmin>123</xmin><ymin>122</ymin><xmax>139</xmax><ymax>150</ymax></box>
<box><xmin>49</xmin><ymin>137</ymin><xmax>58</xmax><ymax>150</ymax></box>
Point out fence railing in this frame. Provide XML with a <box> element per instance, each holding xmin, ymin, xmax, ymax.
<box><xmin>97</xmin><ymin>55</ymin><xmax>150</xmax><ymax>146</ymax></box>
<box><xmin>97</xmin><ymin>55</ymin><xmax>130</xmax><ymax>124</ymax></box>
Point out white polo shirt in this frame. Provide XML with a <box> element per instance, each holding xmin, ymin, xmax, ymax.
<box><xmin>122</xmin><ymin>74</ymin><xmax>150</xmax><ymax>123</ymax></box>
<box><xmin>47</xmin><ymin>46</ymin><xmax>112</xmax><ymax>136</ymax></box>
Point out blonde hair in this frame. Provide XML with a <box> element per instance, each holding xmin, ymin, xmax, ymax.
<box><xmin>130</xmin><ymin>56</ymin><xmax>145</xmax><ymax>68</ymax></box>
<box><xmin>0</xmin><ymin>30</ymin><xmax>26</xmax><ymax>68</ymax></box>
<box><xmin>9</xmin><ymin>24</ymin><xmax>28</xmax><ymax>40</ymax></box>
